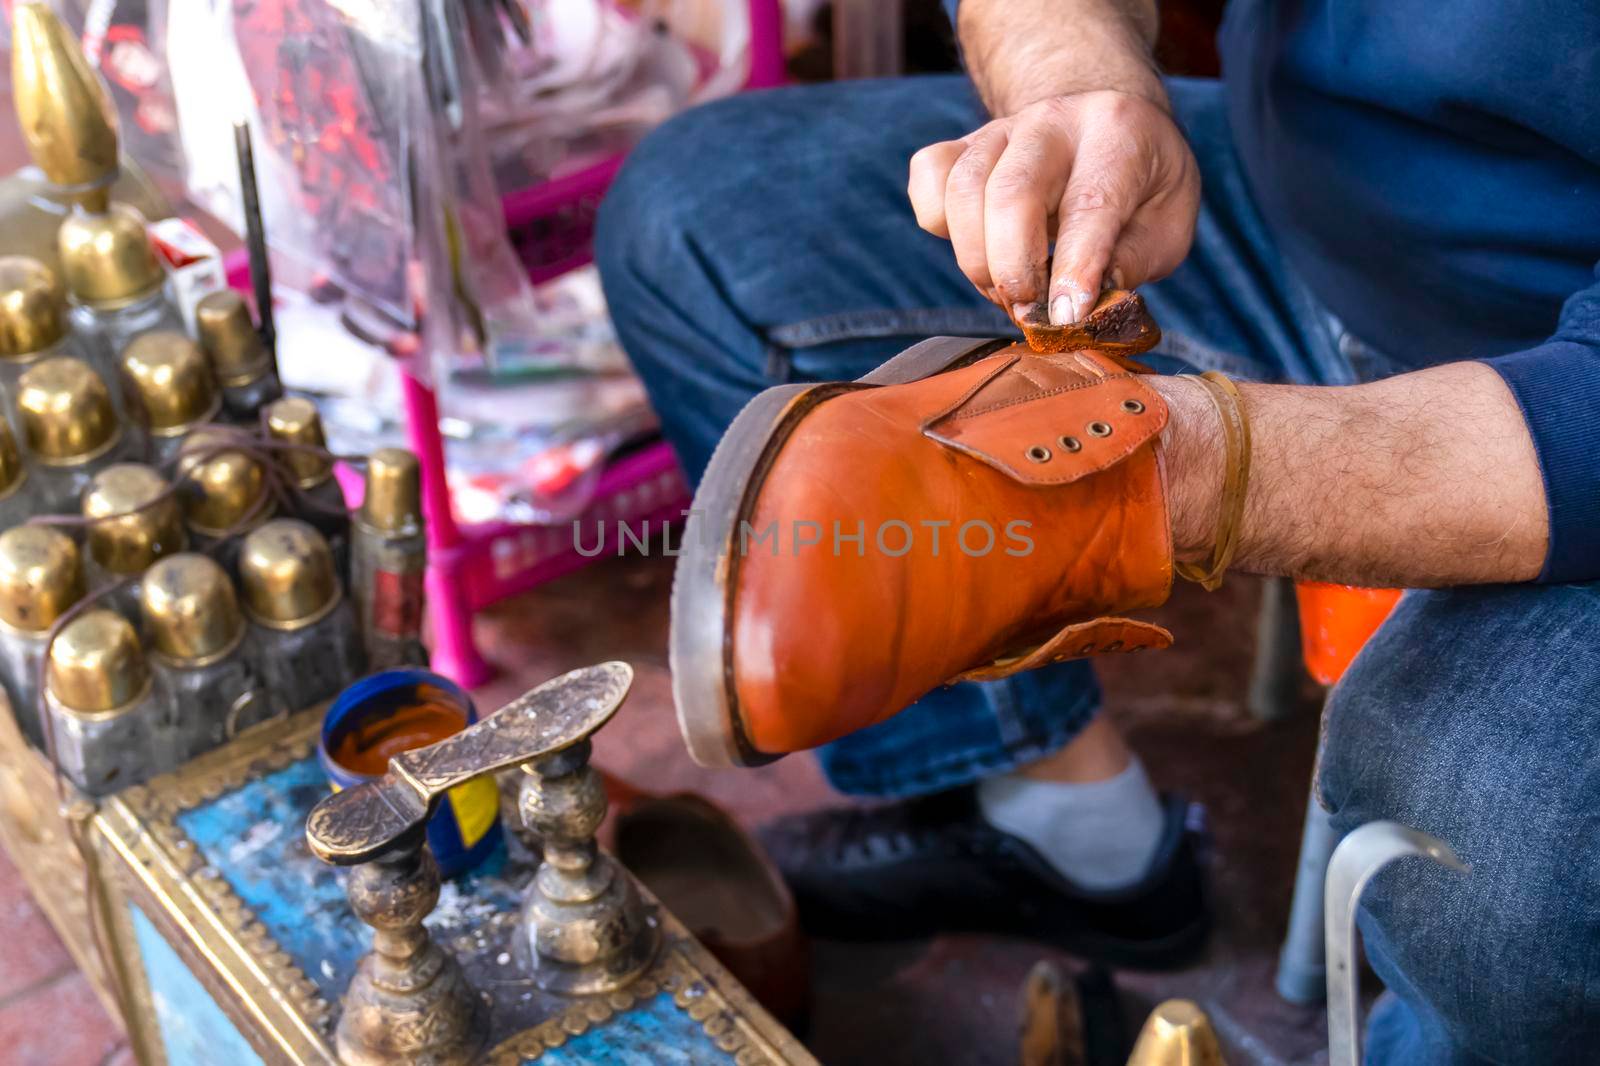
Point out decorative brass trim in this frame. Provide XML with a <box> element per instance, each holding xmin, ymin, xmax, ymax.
<box><xmin>484</xmin><ymin>942</ymin><xmax>817</xmax><ymax>1066</ymax></box>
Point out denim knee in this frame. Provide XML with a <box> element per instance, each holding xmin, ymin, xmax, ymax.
<box><xmin>1318</xmin><ymin>584</ymin><xmax>1600</xmax><ymax>1064</ymax></box>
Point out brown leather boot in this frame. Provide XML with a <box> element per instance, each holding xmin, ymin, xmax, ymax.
<box><xmin>672</xmin><ymin>293</ymin><xmax>1176</xmax><ymax>767</ymax></box>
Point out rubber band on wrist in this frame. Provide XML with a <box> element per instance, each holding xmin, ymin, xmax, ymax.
<box><xmin>1174</xmin><ymin>371</ymin><xmax>1251</xmax><ymax>591</ymax></box>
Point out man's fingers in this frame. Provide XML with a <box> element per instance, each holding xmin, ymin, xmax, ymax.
<box><xmin>907</xmin><ymin>139</ymin><xmax>965</xmax><ymax>238</ymax></box>
<box><xmin>984</xmin><ymin>118</ymin><xmax>1073</xmax><ymax>319</ymax></box>
<box><xmin>1047</xmin><ymin>138</ymin><xmax>1141</xmax><ymax>325</ymax></box>
<box><xmin>942</xmin><ymin>125</ymin><xmax>1010</xmax><ymax>297</ymax></box>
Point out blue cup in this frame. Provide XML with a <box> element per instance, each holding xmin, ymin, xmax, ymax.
<box><xmin>318</xmin><ymin>669</ymin><xmax>503</xmax><ymax>878</ymax></box>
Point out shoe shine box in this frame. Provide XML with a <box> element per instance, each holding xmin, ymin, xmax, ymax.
<box><xmin>0</xmin><ymin>701</ymin><xmax>814</xmax><ymax>1065</ymax></box>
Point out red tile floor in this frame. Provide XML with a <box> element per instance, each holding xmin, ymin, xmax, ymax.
<box><xmin>0</xmin><ymin>553</ymin><xmax>1334</xmax><ymax>1064</ymax></box>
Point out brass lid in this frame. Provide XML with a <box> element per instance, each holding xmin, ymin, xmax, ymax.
<box><xmin>264</xmin><ymin>397</ymin><xmax>333</xmax><ymax>488</ymax></box>
<box><xmin>10</xmin><ymin>2</ymin><xmax>119</xmax><ymax>210</ymax></box>
<box><xmin>120</xmin><ymin>331</ymin><xmax>220</xmax><ymax>436</ymax></box>
<box><xmin>46</xmin><ymin>609</ymin><xmax>150</xmax><ymax>714</ymax></box>
<box><xmin>58</xmin><ymin>203</ymin><xmax>165</xmax><ymax>309</ymax></box>
<box><xmin>238</xmin><ymin>519</ymin><xmax>340</xmax><ymax>630</ymax></box>
<box><xmin>175</xmin><ymin>428</ymin><xmax>270</xmax><ymax>537</ymax></box>
<box><xmin>16</xmin><ymin>355</ymin><xmax>120</xmax><ymax>463</ymax></box>
<box><xmin>194</xmin><ymin>290</ymin><xmax>270</xmax><ymax>386</ymax></box>
<box><xmin>0</xmin><ymin>416</ymin><xmax>24</xmax><ymax>499</ymax></box>
<box><xmin>1126</xmin><ymin>1000</ymin><xmax>1228</xmax><ymax>1066</ymax></box>
<box><xmin>0</xmin><ymin>255</ymin><xmax>66</xmax><ymax>357</ymax></box>
<box><xmin>140</xmin><ymin>554</ymin><xmax>244</xmax><ymax>664</ymax></box>
<box><xmin>82</xmin><ymin>463</ymin><xmax>186</xmax><ymax>575</ymax></box>
<box><xmin>361</xmin><ymin>448</ymin><xmax>422</xmax><ymax>534</ymax></box>
<box><xmin>0</xmin><ymin>525</ymin><xmax>83</xmax><ymax>632</ymax></box>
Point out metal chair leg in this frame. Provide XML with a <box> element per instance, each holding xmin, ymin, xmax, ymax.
<box><xmin>1275</xmin><ymin>781</ymin><xmax>1343</xmax><ymax>1004</ymax></box>
<box><xmin>1248</xmin><ymin>576</ymin><xmax>1304</xmax><ymax>721</ymax></box>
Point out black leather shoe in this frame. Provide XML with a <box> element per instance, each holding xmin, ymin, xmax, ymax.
<box><xmin>757</xmin><ymin>789</ymin><xmax>1209</xmax><ymax>969</ymax></box>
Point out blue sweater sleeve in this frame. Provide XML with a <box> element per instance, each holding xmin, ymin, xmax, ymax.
<box><xmin>1481</xmin><ymin>266</ymin><xmax>1600</xmax><ymax>584</ymax></box>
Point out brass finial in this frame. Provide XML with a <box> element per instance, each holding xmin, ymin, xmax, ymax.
<box><xmin>0</xmin><ymin>525</ymin><xmax>83</xmax><ymax>632</ymax></box>
<box><xmin>175</xmin><ymin>428</ymin><xmax>269</xmax><ymax>537</ymax></box>
<box><xmin>58</xmin><ymin>203</ymin><xmax>165</xmax><ymax>309</ymax></box>
<box><xmin>140</xmin><ymin>554</ymin><xmax>245</xmax><ymax>664</ymax></box>
<box><xmin>238</xmin><ymin>519</ymin><xmax>340</xmax><ymax>629</ymax></box>
<box><xmin>47</xmin><ymin>609</ymin><xmax>150</xmax><ymax>714</ymax></box>
<box><xmin>82</xmin><ymin>463</ymin><xmax>186</xmax><ymax>575</ymax></box>
<box><xmin>120</xmin><ymin>331</ymin><xmax>220</xmax><ymax>436</ymax></box>
<box><xmin>264</xmin><ymin>397</ymin><xmax>332</xmax><ymax>488</ymax></box>
<box><xmin>1126</xmin><ymin>1000</ymin><xmax>1229</xmax><ymax>1066</ymax></box>
<box><xmin>0</xmin><ymin>255</ymin><xmax>66</xmax><ymax>358</ymax></box>
<box><xmin>194</xmin><ymin>290</ymin><xmax>269</xmax><ymax>386</ymax></box>
<box><xmin>361</xmin><ymin>448</ymin><xmax>422</xmax><ymax>534</ymax></box>
<box><xmin>16</xmin><ymin>355</ymin><xmax>119</xmax><ymax>463</ymax></box>
<box><xmin>0</xmin><ymin>417</ymin><xmax>25</xmax><ymax>498</ymax></box>
<box><xmin>10</xmin><ymin>2</ymin><xmax>119</xmax><ymax>211</ymax></box>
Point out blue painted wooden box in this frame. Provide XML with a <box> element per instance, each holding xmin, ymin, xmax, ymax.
<box><xmin>65</xmin><ymin>709</ymin><xmax>814</xmax><ymax>1066</ymax></box>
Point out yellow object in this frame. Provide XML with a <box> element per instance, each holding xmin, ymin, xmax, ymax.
<box><xmin>264</xmin><ymin>397</ymin><xmax>332</xmax><ymax>488</ymax></box>
<box><xmin>120</xmin><ymin>331</ymin><xmax>219</xmax><ymax>436</ymax></box>
<box><xmin>194</xmin><ymin>290</ymin><xmax>269</xmax><ymax>387</ymax></box>
<box><xmin>58</xmin><ymin>204</ymin><xmax>165</xmax><ymax>309</ymax></box>
<box><xmin>0</xmin><ymin>525</ymin><xmax>82</xmax><ymax>632</ymax></box>
<box><xmin>141</xmin><ymin>554</ymin><xmax>245</xmax><ymax>664</ymax></box>
<box><xmin>361</xmin><ymin>448</ymin><xmax>423</xmax><ymax>534</ymax></box>
<box><xmin>16</xmin><ymin>356</ymin><xmax>120</xmax><ymax>463</ymax></box>
<box><xmin>47</xmin><ymin>608</ymin><xmax>150</xmax><ymax>714</ymax></box>
<box><xmin>238</xmin><ymin>519</ymin><xmax>341</xmax><ymax>629</ymax></box>
<box><xmin>0</xmin><ymin>255</ymin><xmax>66</xmax><ymax>358</ymax></box>
<box><xmin>1126</xmin><ymin>1000</ymin><xmax>1229</xmax><ymax>1066</ymax></box>
<box><xmin>82</xmin><ymin>463</ymin><xmax>185</xmax><ymax>575</ymax></box>
<box><xmin>175</xmin><ymin>428</ymin><xmax>269</xmax><ymax>537</ymax></box>
<box><xmin>10</xmin><ymin>2</ymin><xmax>119</xmax><ymax>210</ymax></box>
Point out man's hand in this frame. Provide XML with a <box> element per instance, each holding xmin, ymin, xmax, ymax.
<box><xmin>909</xmin><ymin>90</ymin><xmax>1199</xmax><ymax>328</ymax></box>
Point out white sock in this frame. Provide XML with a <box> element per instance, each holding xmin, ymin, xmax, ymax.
<box><xmin>977</xmin><ymin>757</ymin><xmax>1166</xmax><ymax>891</ymax></box>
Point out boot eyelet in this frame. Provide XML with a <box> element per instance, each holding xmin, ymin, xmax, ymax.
<box><xmin>1057</xmin><ymin>436</ymin><xmax>1082</xmax><ymax>453</ymax></box>
<box><xmin>1104</xmin><ymin>640</ymin><xmax>1124</xmax><ymax>652</ymax></box>
<box><xmin>1122</xmin><ymin>399</ymin><xmax>1145</xmax><ymax>414</ymax></box>
<box><xmin>1087</xmin><ymin>421</ymin><xmax>1113</xmax><ymax>437</ymax></box>
<box><xmin>1025</xmin><ymin>445</ymin><xmax>1052</xmax><ymax>463</ymax></box>
<box><xmin>1078</xmin><ymin>642</ymin><xmax>1096</xmax><ymax>655</ymax></box>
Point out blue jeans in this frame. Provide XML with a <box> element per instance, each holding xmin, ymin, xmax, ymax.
<box><xmin>596</xmin><ymin>76</ymin><xmax>1600</xmax><ymax>1062</ymax></box>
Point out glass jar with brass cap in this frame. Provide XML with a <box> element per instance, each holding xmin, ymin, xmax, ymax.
<box><xmin>80</xmin><ymin>463</ymin><xmax>185</xmax><ymax>618</ymax></box>
<box><xmin>264</xmin><ymin>396</ymin><xmax>349</xmax><ymax>570</ymax></box>
<box><xmin>174</xmin><ymin>427</ymin><xmax>273</xmax><ymax>570</ymax></box>
<box><xmin>58</xmin><ymin>202</ymin><xmax>183</xmax><ymax>377</ymax></box>
<box><xmin>141</xmin><ymin>553</ymin><xmax>271</xmax><ymax>761</ymax></box>
<box><xmin>4</xmin><ymin>2</ymin><xmax>170</xmax><ymax>270</ymax></box>
<box><xmin>0</xmin><ymin>524</ymin><xmax>83</xmax><ymax>747</ymax></box>
<box><xmin>239</xmin><ymin>518</ymin><xmax>364</xmax><ymax>714</ymax></box>
<box><xmin>43</xmin><ymin>607</ymin><xmax>167</xmax><ymax>795</ymax></box>
<box><xmin>0</xmin><ymin>256</ymin><xmax>101</xmax><ymax>417</ymax></box>
<box><xmin>196</xmin><ymin>290</ymin><xmax>281</xmax><ymax>421</ymax></box>
<box><xmin>352</xmin><ymin>447</ymin><xmax>428</xmax><ymax>671</ymax></box>
<box><xmin>120</xmin><ymin>330</ymin><xmax>220</xmax><ymax>465</ymax></box>
<box><xmin>0</xmin><ymin>413</ymin><xmax>35</xmax><ymax>531</ymax></box>
<box><xmin>15</xmin><ymin>354</ymin><xmax>137</xmax><ymax>512</ymax></box>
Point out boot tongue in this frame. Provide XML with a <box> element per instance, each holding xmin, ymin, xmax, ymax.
<box><xmin>920</xmin><ymin>350</ymin><xmax>1168</xmax><ymax>486</ymax></box>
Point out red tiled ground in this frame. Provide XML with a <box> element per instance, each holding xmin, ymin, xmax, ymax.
<box><xmin>0</xmin><ymin>847</ymin><xmax>128</xmax><ymax>1064</ymax></box>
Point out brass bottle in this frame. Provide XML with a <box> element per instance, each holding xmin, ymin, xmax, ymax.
<box><xmin>174</xmin><ymin>427</ymin><xmax>273</xmax><ymax>570</ymax></box>
<box><xmin>352</xmin><ymin>448</ymin><xmax>428</xmax><ymax>670</ymax></box>
<box><xmin>43</xmin><ymin>607</ymin><xmax>165</xmax><ymax>795</ymax></box>
<box><xmin>0</xmin><ymin>414</ymin><xmax>35</xmax><ymax>530</ymax></box>
<box><xmin>0</xmin><ymin>255</ymin><xmax>103</xmax><ymax>418</ymax></box>
<box><xmin>58</xmin><ymin>202</ymin><xmax>185</xmax><ymax>374</ymax></box>
<box><xmin>0</xmin><ymin>525</ymin><xmax>83</xmax><ymax>746</ymax></box>
<box><xmin>81</xmin><ymin>463</ymin><xmax>185</xmax><ymax>618</ymax></box>
<box><xmin>5</xmin><ymin>2</ymin><xmax>171</xmax><ymax>270</ymax></box>
<box><xmin>263</xmin><ymin>397</ymin><xmax>349</xmax><ymax>569</ymax></box>
<box><xmin>239</xmin><ymin>519</ymin><xmax>364</xmax><ymax>714</ymax></box>
<box><xmin>141</xmin><ymin>554</ymin><xmax>271</xmax><ymax>760</ymax></box>
<box><xmin>119</xmin><ymin>331</ymin><xmax>221</xmax><ymax>466</ymax></box>
<box><xmin>15</xmin><ymin>355</ymin><xmax>137</xmax><ymax>513</ymax></box>
<box><xmin>196</xmin><ymin>290</ymin><xmax>281</xmax><ymax>421</ymax></box>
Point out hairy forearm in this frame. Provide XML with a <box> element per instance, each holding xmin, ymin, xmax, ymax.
<box><xmin>958</xmin><ymin>0</ymin><xmax>1165</xmax><ymax>116</ymax></box>
<box><xmin>1153</xmin><ymin>363</ymin><xmax>1549</xmax><ymax>587</ymax></box>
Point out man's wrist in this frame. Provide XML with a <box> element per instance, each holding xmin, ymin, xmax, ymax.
<box><xmin>1149</xmin><ymin>375</ymin><xmax>1225</xmax><ymax>564</ymax></box>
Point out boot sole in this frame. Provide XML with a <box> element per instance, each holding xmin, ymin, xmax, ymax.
<box><xmin>671</xmin><ymin>337</ymin><xmax>1014</xmax><ymax>768</ymax></box>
